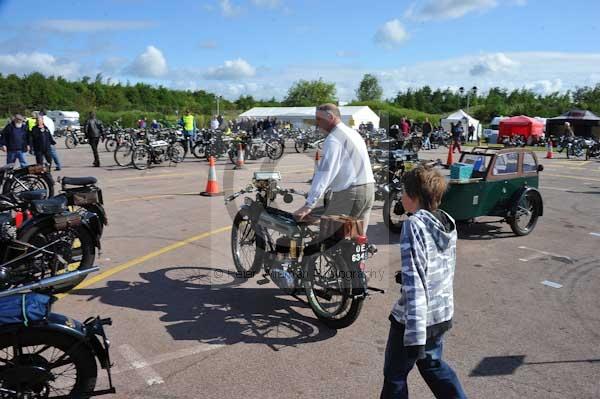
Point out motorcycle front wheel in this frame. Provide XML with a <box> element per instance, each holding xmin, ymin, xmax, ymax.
<box><xmin>231</xmin><ymin>212</ymin><xmax>262</xmax><ymax>277</ymax></box>
<box><xmin>192</xmin><ymin>143</ymin><xmax>206</xmax><ymax>159</ymax></box>
<box><xmin>104</xmin><ymin>138</ymin><xmax>118</xmax><ymax>152</ymax></box>
<box><xmin>132</xmin><ymin>145</ymin><xmax>151</xmax><ymax>170</ymax></box>
<box><xmin>266</xmin><ymin>140</ymin><xmax>284</xmax><ymax>160</ymax></box>
<box><xmin>65</xmin><ymin>135</ymin><xmax>77</xmax><ymax>149</ymax></box>
<box><xmin>304</xmin><ymin>252</ymin><xmax>363</xmax><ymax>329</ymax></box>
<box><xmin>383</xmin><ymin>191</ymin><xmax>408</xmax><ymax>233</ymax></box>
<box><xmin>0</xmin><ymin>328</ymin><xmax>98</xmax><ymax>398</ymax></box>
<box><xmin>294</xmin><ymin>140</ymin><xmax>306</xmax><ymax>153</ymax></box>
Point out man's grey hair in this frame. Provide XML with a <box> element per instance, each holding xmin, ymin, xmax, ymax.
<box><xmin>317</xmin><ymin>103</ymin><xmax>341</xmax><ymax>119</ymax></box>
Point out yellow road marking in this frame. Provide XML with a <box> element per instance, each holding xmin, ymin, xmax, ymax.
<box><xmin>544</xmin><ymin>173</ymin><xmax>600</xmax><ymax>183</ymax></box>
<box><xmin>113</xmin><ymin>172</ymin><xmax>198</xmax><ymax>182</ymax></box>
<box><xmin>554</xmin><ymin>160</ymin><xmax>590</xmax><ymax>166</ymax></box>
<box><xmin>56</xmin><ymin>225</ymin><xmax>232</xmax><ymax>299</ymax></box>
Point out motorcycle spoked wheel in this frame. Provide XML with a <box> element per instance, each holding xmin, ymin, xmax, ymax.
<box><xmin>168</xmin><ymin>143</ymin><xmax>186</xmax><ymax>163</ymax></box>
<box><xmin>266</xmin><ymin>140</ymin><xmax>284</xmax><ymax>160</ymax></box>
<box><xmin>114</xmin><ymin>143</ymin><xmax>134</xmax><ymax>167</ymax></box>
<box><xmin>0</xmin><ymin>328</ymin><xmax>98</xmax><ymax>398</ymax></box>
<box><xmin>104</xmin><ymin>138</ymin><xmax>118</xmax><ymax>152</ymax></box>
<box><xmin>18</xmin><ymin>223</ymin><xmax>96</xmax><ymax>293</ymax></box>
<box><xmin>294</xmin><ymin>141</ymin><xmax>306</xmax><ymax>153</ymax></box>
<box><xmin>132</xmin><ymin>146</ymin><xmax>151</xmax><ymax>170</ymax></box>
<box><xmin>192</xmin><ymin>143</ymin><xmax>207</xmax><ymax>159</ymax></box>
<box><xmin>65</xmin><ymin>135</ymin><xmax>77</xmax><ymax>149</ymax></box>
<box><xmin>3</xmin><ymin>174</ymin><xmax>54</xmax><ymax>198</ymax></box>
<box><xmin>231</xmin><ymin>212</ymin><xmax>262</xmax><ymax>277</ymax></box>
<box><xmin>304</xmin><ymin>252</ymin><xmax>364</xmax><ymax>329</ymax></box>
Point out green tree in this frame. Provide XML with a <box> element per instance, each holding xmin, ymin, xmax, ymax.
<box><xmin>283</xmin><ymin>78</ymin><xmax>336</xmax><ymax>106</ymax></box>
<box><xmin>356</xmin><ymin>74</ymin><xmax>383</xmax><ymax>102</ymax></box>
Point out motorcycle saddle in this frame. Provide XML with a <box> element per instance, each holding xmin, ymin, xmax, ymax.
<box><xmin>62</xmin><ymin>176</ymin><xmax>97</xmax><ymax>186</ymax></box>
<box><xmin>14</xmin><ymin>190</ymin><xmax>47</xmax><ymax>202</ymax></box>
<box><xmin>31</xmin><ymin>196</ymin><xmax>67</xmax><ymax>215</ymax></box>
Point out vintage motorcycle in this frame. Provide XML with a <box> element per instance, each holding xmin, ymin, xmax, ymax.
<box><xmin>0</xmin><ymin>164</ymin><xmax>55</xmax><ymax>198</ymax></box>
<box><xmin>228</xmin><ymin>132</ymin><xmax>284</xmax><ymax>164</ymax></box>
<box><xmin>226</xmin><ymin>171</ymin><xmax>378</xmax><ymax>329</ymax></box>
<box><xmin>0</xmin><ymin>267</ymin><xmax>115</xmax><ymax>398</ymax></box>
<box><xmin>131</xmin><ymin>132</ymin><xmax>186</xmax><ymax>170</ymax></box>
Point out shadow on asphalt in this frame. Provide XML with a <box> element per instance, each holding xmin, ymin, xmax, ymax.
<box><xmin>457</xmin><ymin>221</ymin><xmax>514</xmax><ymax>241</ymax></box>
<box><xmin>366</xmin><ymin>222</ymin><xmax>402</xmax><ymax>246</ymax></box>
<box><xmin>73</xmin><ymin>266</ymin><xmax>337</xmax><ymax>351</ymax></box>
<box><xmin>470</xmin><ymin>355</ymin><xmax>600</xmax><ymax>377</ymax></box>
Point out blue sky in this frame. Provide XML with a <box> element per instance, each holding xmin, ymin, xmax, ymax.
<box><xmin>0</xmin><ymin>0</ymin><xmax>599</xmax><ymax>101</ymax></box>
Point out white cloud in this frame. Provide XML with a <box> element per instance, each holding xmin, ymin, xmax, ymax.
<box><xmin>100</xmin><ymin>56</ymin><xmax>128</xmax><ymax>74</ymax></box>
<box><xmin>39</xmin><ymin>19</ymin><xmax>157</xmax><ymax>33</ymax></box>
<box><xmin>0</xmin><ymin>52</ymin><xmax>79</xmax><ymax>78</ymax></box>
<box><xmin>336</xmin><ymin>50</ymin><xmax>359</xmax><ymax>58</ymax></box>
<box><xmin>251</xmin><ymin>0</ymin><xmax>281</xmax><ymax>8</ymax></box>
<box><xmin>126</xmin><ymin>45</ymin><xmax>168</xmax><ymax>78</ymax></box>
<box><xmin>204</xmin><ymin>58</ymin><xmax>256</xmax><ymax>80</ymax></box>
<box><xmin>470</xmin><ymin>53</ymin><xmax>519</xmax><ymax>76</ymax></box>
<box><xmin>525</xmin><ymin>79</ymin><xmax>562</xmax><ymax>95</ymax></box>
<box><xmin>405</xmin><ymin>0</ymin><xmax>498</xmax><ymax>21</ymax></box>
<box><xmin>219</xmin><ymin>0</ymin><xmax>242</xmax><ymax>17</ymax></box>
<box><xmin>374</xmin><ymin>19</ymin><xmax>409</xmax><ymax>48</ymax></box>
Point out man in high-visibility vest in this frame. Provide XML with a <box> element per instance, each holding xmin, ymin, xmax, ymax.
<box><xmin>182</xmin><ymin>110</ymin><xmax>195</xmax><ymax>155</ymax></box>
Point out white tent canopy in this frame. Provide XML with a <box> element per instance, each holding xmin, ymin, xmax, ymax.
<box><xmin>440</xmin><ymin>109</ymin><xmax>481</xmax><ymax>139</ymax></box>
<box><xmin>239</xmin><ymin>106</ymin><xmax>380</xmax><ymax>129</ymax></box>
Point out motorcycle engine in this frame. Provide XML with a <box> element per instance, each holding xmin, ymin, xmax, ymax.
<box><xmin>270</xmin><ymin>237</ymin><xmax>300</xmax><ymax>294</ymax></box>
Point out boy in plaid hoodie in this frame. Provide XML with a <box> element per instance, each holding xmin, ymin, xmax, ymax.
<box><xmin>381</xmin><ymin>166</ymin><xmax>467</xmax><ymax>399</ymax></box>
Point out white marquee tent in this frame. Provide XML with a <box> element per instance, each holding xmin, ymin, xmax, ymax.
<box><xmin>239</xmin><ymin>106</ymin><xmax>380</xmax><ymax>129</ymax></box>
<box><xmin>440</xmin><ymin>109</ymin><xmax>481</xmax><ymax>139</ymax></box>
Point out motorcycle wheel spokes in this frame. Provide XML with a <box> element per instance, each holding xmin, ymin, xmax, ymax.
<box><xmin>0</xmin><ymin>341</ymin><xmax>82</xmax><ymax>397</ymax></box>
<box><xmin>235</xmin><ymin>218</ymin><xmax>257</xmax><ymax>272</ymax></box>
<box><xmin>307</xmin><ymin>254</ymin><xmax>349</xmax><ymax>317</ymax></box>
<box><xmin>10</xmin><ymin>175</ymin><xmax>50</xmax><ymax>196</ymax></box>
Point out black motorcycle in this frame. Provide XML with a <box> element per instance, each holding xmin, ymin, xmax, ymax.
<box><xmin>0</xmin><ymin>190</ymin><xmax>101</xmax><ymax>293</ymax></box>
<box><xmin>0</xmin><ymin>268</ymin><xmax>115</xmax><ymax>398</ymax></box>
<box><xmin>0</xmin><ymin>164</ymin><xmax>54</xmax><ymax>198</ymax></box>
<box><xmin>132</xmin><ymin>133</ymin><xmax>186</xmax><ymax>170</ymax></box>
<box><xmin>228</xmin><ymin>132</ymin><xmax>284</xmax><ymax>164</ymax></box>
<box><xmin>65</xmin><ymin>128</ymin><xmax>88</xmax><ymax>149</ymax></box>
<box><xmin>226</xmin><ymin>172</ymin><xmax>378</xmax><ymax>329</ymax></box>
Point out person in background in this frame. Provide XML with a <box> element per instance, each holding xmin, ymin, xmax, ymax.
<box><xmin>29</xmin><ymin>115</ymin><xmax>55</xmax><ymax>167</ymax></box>
<box><xmin>0</xmin><ymin>114</ymin><xmax>29</xmax><ymax>167</ymax></box>
<box><xmin>83</xmin><ymin>112</ymin><xmax>104</xmax><ymax>167</ymax></box>
<box><xmin>182</xmin><ymin>110</ymin><xmax>196</xmax><ymax>154</ymax></box>
<box><xmin>26</xmin><ymin>111</ymin><xmax>38</xmax><ymax>132</ymax></box>
<box><xmin>381</xmin><ymin>166</ymin><xmax>466</xmax><ymax>399</ymax></box>
<box><xmin>467</xmin><ymin>124</ymin><xmax>475</xmax><ymax>142</ymax></box>
<box><xmin>151</xmin><ymin>119</ymin><xmax>160</xmax><ymax>130</ymax></box>
<box><xmin>564</xmin><ymin>122</ymin><xmax>575</xmax><ymax>138</ymax></box>
<box><xmin>422</xmin><ymin>118</ymin><xmax>433</xmax><ymax>150</ymax></box>
<box><xmin>138</xmin><ymin>117</ymin><xmax>147</xmax><ymax>129</ymax></box>
<box><xmin>400</xmin><ymin>118</ymin><xmax>410</xmax><ymax>138</ymax></box>
<box><xmin>210</xmin><ymin>115</ymin><xmax>219</xmax><ymax>130</ymax></box>
<box><xmin>41</xmin><ymin>111</ymin><xmax>62</xmax><ymax>171</ymax></box>
<box><xmin>389</xmin><ymin>124</ymin><xmax>400</xmax><ymax>141</ymax></box>
<box><xmin>451</xmin><ymin>121</ymin><xmax>463</xmax><ymax>153</ymax></box>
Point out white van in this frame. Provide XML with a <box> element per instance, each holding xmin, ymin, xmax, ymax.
<box><xmin>47</xmin><ymin>111</ymin><xmax>81</xmax><ymax>135</ymax></box>
<box><xmin>483</xmin><ymin>116</ymin><xmax>506</xmax><ymax>138</ymax></box>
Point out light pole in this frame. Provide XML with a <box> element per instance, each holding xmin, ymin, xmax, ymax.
<box><xmin>216</xmin><ymin>96</ymin><xmax>221</xmax><ymax>115</ymax></box>
<box><xmin>459</xmin><ymin>86</ymin><xmax>478</xmax><ymax>113</ymax></box>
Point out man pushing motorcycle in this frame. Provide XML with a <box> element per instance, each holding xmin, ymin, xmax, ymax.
<box><xmin>294</xmin><ymin>103</ymin><xmax>375</xmax><ymax>231</ymax></box>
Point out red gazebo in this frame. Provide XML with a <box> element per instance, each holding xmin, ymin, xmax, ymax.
<box><xmin>499</xmin><ymin>116</ymin><xmax>544</xmax><ymax>140</ymax></box>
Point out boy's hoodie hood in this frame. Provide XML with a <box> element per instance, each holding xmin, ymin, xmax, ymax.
<box><xmin>412</xmin><ymin>209</ymin><xmax>456</xmax><ymax>251</ymax></box>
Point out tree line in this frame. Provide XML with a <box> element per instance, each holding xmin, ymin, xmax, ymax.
<box><xmin>1</xmin><ymin>72</ymin><xmax>598</xmax><ymax>127</ymax></box>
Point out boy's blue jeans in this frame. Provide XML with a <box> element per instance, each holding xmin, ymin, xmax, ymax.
<box><xmin>6</xmin><ymin>151</ymin><xmax>28</xmax><ymax>167</ymax></box>
<box><xmin>50</xmin><ymin>145</ymin><xmax>62</xmax><ymax>169</ymax></box>
<box><xmin>381</xmin><ymin>322</ymin><xmax>467</xmax><ymax>399</ymax></box>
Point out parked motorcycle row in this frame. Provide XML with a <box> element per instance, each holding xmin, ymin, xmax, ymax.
<box><xmin>0</xmin><ymin>165</ymin><xmax>115</xmax><ymax>398</ymax></box>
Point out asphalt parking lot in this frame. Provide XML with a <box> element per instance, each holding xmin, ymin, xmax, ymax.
<box><xmin>49</xmin><ymin>141</ymin><xmax>600</xmax><ymax>399</ymax></box>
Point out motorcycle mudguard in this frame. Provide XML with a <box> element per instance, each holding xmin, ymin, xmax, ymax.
<box><xmin>79</xmin><ymin>211</ymin><xmax>103</xmax><ymax>250</ymax></box>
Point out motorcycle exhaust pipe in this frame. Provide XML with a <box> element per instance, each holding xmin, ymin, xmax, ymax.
<box><xmin>0</xmin><ymin>266</ymin><xmax>99</xmax><ymax>298</ymax></box>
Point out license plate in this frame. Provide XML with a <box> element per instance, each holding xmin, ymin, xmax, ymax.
<box><xmin>351</xmin><ymin>243</ymin><xmax>367</xmax><ymax>262</ymax></box>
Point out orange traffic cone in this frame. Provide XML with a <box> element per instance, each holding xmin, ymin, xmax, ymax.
<box><xmin>545</xmin><ymin>141</ymin><xmax>554</xmax><ymax>159</ymax></box>
<box><xmin>234</xmin><ymin>143</ymin><xmax>245</xmax><ymax>170</ymax></box>
<box><xmin>446</xmin><ymin>143</ymin><xmax>454</xmax><ymax>168</ymax></box>
<box><xmin>200</xmin><ymin>156</ymin><xmax>223</xmax><ymax>196</ymax></box>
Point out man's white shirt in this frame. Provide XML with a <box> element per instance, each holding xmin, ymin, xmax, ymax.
<box><xmin>306</xmin><ymin>122</ymin><xmax>374</xmax><ymax>208</ymax></box>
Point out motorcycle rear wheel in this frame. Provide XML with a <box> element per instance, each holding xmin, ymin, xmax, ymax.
<box><xmin>114</xmin><ymin>143</ymin><xmax>133</xmax><ymax>167</ymax></box>
<box><xmin>0</xmin><ymin>328</ymin><xmax>97</xmax><ymax>398</ymax></box>
<box><xmin>304</xmin><ymin>253</ymin><xmax>363</xmax><ymax>329</ymax></box>
<box><xmin>65</xmin><ymin>136</ymin><xmax>76</xmax><ymax>149</ymax></box>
